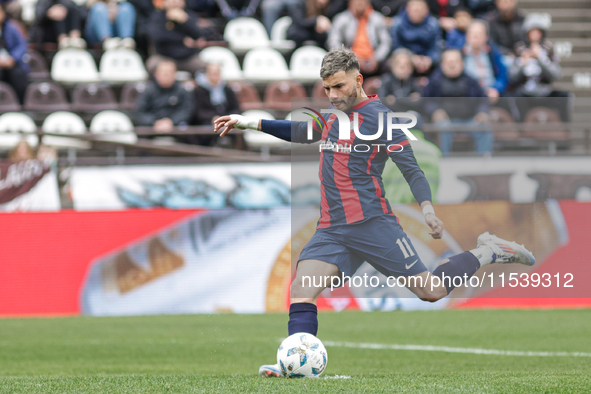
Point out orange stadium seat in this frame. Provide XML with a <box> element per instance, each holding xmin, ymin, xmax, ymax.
<box><xmin>264</xmin><ymin>80</ymin><xmax>308</xmax><ymax>111</ymax></box>
<box><xmin>229</xmin><ymin>81</ymin><xmax>264</xmax><ymax>110</ymax></box>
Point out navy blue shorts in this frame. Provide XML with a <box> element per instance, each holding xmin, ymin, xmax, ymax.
<box><xmin>298</xmin><ymin>214</ymin><xmax>428</xmax><ymax>278</ymax></box>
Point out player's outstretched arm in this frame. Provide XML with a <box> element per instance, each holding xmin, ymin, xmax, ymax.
<box><xmin>214</xmin><ymin>114</ymin><xmax>320</xmax><ymax>143</ymax></box>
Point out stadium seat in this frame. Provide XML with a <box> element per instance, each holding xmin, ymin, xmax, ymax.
<box><xmin>363</xmin><ymin>77</ymin><xmax>382</xmax><ymax>96</ymax></box>
<box><xmin>24</xmin><ymin>82</ymin><xmax>70</xmax><ymax>112</ymax></box>
<box><xmin>0</xmin><ymin>112</ymin><xmax>38</xmax><ymax>149</ymax></box>
<box><xmin>90</xmin><ymin>110</ymin><xmax>137</xmax><ymax>144</ymax></box>
<box><xmin>224</xmin><ymin>17</ymin><xmax>270</xmax><ymax>52</ymax></box>
<box><xmin>264</xmin><ymin>80</ymin><xmax>308</xmax><ymax>110</ymax></box>
<box><xmin>120</xmin><ymin>81</ymin><xmax>148</xmax><ymax>110</ymax></box>
<box><xmin>25</xmin><ymin>51</ymin><xmax>50</xmax><ymax>80</ymax></box>
<box><xmin>489</xmin><ymin>107</ymin><xmax>520</xmax><ymax>141</ymax></box>
<box><xmin>243</xmin><ymin>48</ymin><xmax>290</xmax><ymax>81</ymax></box>
<box><xmin>20</xmin><ymin>0</ymin><xmax>37</xmax><ymax>23</ymax></box>
<box><xmin>51</xmin><ymin>49</ymin><xmax>100</xmax><ymax>83</ymax></box>
<box><xmin>0</xmin><ymin>82</ymin><xmax>21</xmax><ymax>112</ymax></box>
<box><xmin>71</xmin><ymin>83</ymin><xmax>118</xmax><ymax>112</ymax></box>
<box><xmin>199</xmin><ymin>46</ymin><xmax>243</xmax><ymax>81</ymax></box>
<box><xmin>270</xmin><ymin>16</ymin><xmax>295</xmax><ymax>51</ymax></box>
<box><xmin>41</xmin><ymin>111</ymin><xmax>91</xmax><ymax>149</ymax></box>
<box><xmin>229</xmin><ymin>81</ymin><xmax>263</xmax><ymax>110</ymax></box>
<box><xmin>523</xmin><ymin>107</ymin><xmax>569</xmax><ymax>140</ymax></box>
<box><xmin>99</xmin><ymin>49</ymin><xmax>148</xmax><ymax>82</ymax></box>
<box><xmin>289</xmin><ymin>46</ymin><xmax>327</xmax><ymax>82</ymax></box>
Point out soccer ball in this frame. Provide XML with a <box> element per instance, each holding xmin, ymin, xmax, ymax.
<box><xmin>277</xmin><ymin>332</ymin><xmax>328</xmax><ymax>378</ymax></box>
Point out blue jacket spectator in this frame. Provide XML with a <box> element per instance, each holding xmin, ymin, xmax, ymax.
<box><xmin>0</xmin><ymin>5</ymin><xmax>28</xmax><ymax>103</ymax></box>
<box><xmin>390</xmin><ymin>0</ymin><xmax>441</xmax><ymax>74</ymax></box>
<box><xmin>445</xmin><ymin>8</ymin><xmax>472</xmax><ymax>50</ymax></box>
<box><xmin>461</xmin><ymin>20</ymin><xmax>508</xmax><ymax>97</ymax></box>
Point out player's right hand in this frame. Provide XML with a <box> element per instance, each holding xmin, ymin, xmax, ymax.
<box><xmin>213</xmin><ymin>115</ymin><xmax>238</xmax><ymax>137</ymax></box>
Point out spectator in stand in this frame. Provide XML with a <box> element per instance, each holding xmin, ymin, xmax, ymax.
<box><xmin>378</xmin><ymin>48</ymin><xmax>422</xmax><ymax>110</ymax></box>
<box><xmin>84</xmin><ymin>0</ymin><xmax>137</xmax><ymax>51</ymax></box>
<box><xmin>423</xmin><ymin>49</ymin><xmax>493</xmax><ymax>155</ymax></box>
<box><xmin>261</xmin><ymin>0</ymin><xmax>299</xmax><ymax>35</ymax></box>
<box><xmin>136</xmin><ymin>60</ymin><xmax>194</xmax><ymax>137</ymax></box>
<box><xmin>127</xmin><ymin>0</ymin><xmax>155</xmax><ymax>57</ymax></box>
<box><xmin>446</xmin><ymin>7</ymin><xmax>472</xmax><ymax>50</ymax></box>
<box><xmin>448</xmin><ymin>0</ymin><xmax>496</xmax><ymax>19</ymax></box>
<box><xmin>31</xmin><ymin>0</ymin><xmax>86</xmax><ymax>49</ymax></box>
<box><xmin>214</xmin><ymin>0</ymin><xmax>260</xmax><ymax>20</ymax></box>
<box><xmin>286</xmin><ymin>0</ymin><xmax>346</xmax><ymax>49</ymax></box>
<box><xmin>193</xmin><ymin>63</ymin><xmax>241</xmax><ymax>145</ymax></box>
<box><xmin>462</xmin><ymin>20</ymin><xmax>508</xmax><ymax>99</ymax></box>
<box><xmin>487</xmin><ymin>0</ymin><xmax>525</xmax><ymax>56</ymax></box>
<box><xmin>510</xmin><ymin>13</ymin><xmax>569</xmax><ymax>121</ymax></box>
<box><xmin>390</xmin><ymin>0</ymin><xmax>441</xmax><ymax>75</ymax></box>
<box><xmin>328</xmin><ymin>0</ymin><xmax>391</xmax><ymax>76</ymax></box>
<box><xmin>1</xmin><ymin>0</ymin><xmax>22</xmax><ymax>21</ymax></box>
<box><xmin>0</xmin><ymin>4</ymin><xmax>28</xmax><ymax>103</ymax></box>
<box><xmin>147</xmin><ymin>0</ymin><xmax>206</xmax><ymax>75</ymax></box>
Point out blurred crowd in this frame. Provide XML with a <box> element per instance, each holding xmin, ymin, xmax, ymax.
<box><xmin>0</xmin><ymin>0</ymin><xmax>571</xmax><ymax>155</ymax></box>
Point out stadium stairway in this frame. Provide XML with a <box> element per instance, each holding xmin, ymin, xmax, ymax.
<box><xmin>519</xmin><ymin>0</ymin><xmax>591</xmax><ymax>131</ymax></box>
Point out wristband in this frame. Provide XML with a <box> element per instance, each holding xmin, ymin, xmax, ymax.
<box><xmin>229</xmin><ymin>114</ymin><xmax>259</xmax><ymax>130</ymax></box>
<box><xmin>422</xmin><ymin>204</ymin><xmax>435</xmax><ymax>216</ymax></box>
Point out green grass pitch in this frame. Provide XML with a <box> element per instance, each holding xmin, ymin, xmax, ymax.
<box><xmin>0</xmin><ymin>309</ymin><xmax>590</xmax><ymax>393</ymax></box>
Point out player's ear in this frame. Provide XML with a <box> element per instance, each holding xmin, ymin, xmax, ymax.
<box><xmin>356</xmin><ymin>72</ymin><xmax>364</xmax><ymax>88</ymax></box>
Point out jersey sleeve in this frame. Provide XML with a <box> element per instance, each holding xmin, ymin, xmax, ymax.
<box><xmin>384</xmin><ymin>114</ymin><xmax>432</xmax><ymax>205</ymax></box>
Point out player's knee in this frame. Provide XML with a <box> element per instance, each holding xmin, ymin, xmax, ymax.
<box><xmin>290</xmin><ymin>276</ymin><xmax>321</xmax><ymax>299</ymax></box>
<box><xmin>417</xmin><ymin>287</ymin><xmax>447</xmax><ymax>303</ymax></box>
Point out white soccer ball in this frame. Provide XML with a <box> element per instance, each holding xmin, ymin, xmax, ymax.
<box><xmin>277</xmin><ymin>332</ymin><xmax>328</xmax><ymax>378</ymax></box>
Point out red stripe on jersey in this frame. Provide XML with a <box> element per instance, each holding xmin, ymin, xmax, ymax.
<box><xmin>333</xmin><ymin>115</ymin><xmax>364</xmax><ymax>224</ymax></box>
<box><xmin>317</xmin><ymin>114</ymin><xmax>336</xmax><ymax>229</ymax></box>
<box><xmin>350</xmin><ymin>95</ymin><xmax>379</xmax><ymax>111</ymax></box>
<box><xmin>367</xmin><ymin>146</ymin><xmax>391</xmax><ymax>215</ymax></box>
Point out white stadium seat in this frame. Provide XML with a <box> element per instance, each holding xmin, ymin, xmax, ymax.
<box><xmin>199</xmin><ymin>46</ymin><xmax>243</xmax><ymax>80</ymax></box>
<box><xmin>41</xmin><ymin>111</ymin><xmax>90</xmax><ymax>149</ymax></box>
<box><xmin>99</xmin><ymin>49</ymin><xmax>148</xmax><ymax>82</ymax></box>
<box><xmin>20</xmin><ymin>0</ymin><xmax>38</xmax><ymax>23</ymax></box>
<box><xmin>271</xmin><ymin>16</ymin><xmax>295</xmax><ymax>51</ymax></box>
<box><xmin>224</xmin><ymin>17</ymin><xmax>270</xmax><ymax>52</ymax></box>
<box><xmin>290</xmin><ymin>46</ymin><xmax>327</xmax><ymax>82</ymax></box>
<box><xmin>51</xmin><ymin>49</ymin><xmax>100</xmax><ymax>83</ymax></box>
<box><xmin>0</xmin><ymin>112</ymin><xmax>38</xmax><ymax>149</ymax></box>
<box><xmin>243</xmin><ymin>48</ymin><xmax>290</xmax><ymax>81</ymax></box>
<box><xmin>90</xmin><ymin>111</ymin><xmax>137</xmax><ymax>144</ymax></box>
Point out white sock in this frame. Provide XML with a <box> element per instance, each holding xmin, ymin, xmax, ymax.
<box><xmin>469</xmin><ymin>246</ymin><xmax>495</xmax><ymax>267</ymax></box>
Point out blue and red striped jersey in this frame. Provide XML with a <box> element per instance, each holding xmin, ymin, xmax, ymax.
<box><xmin>261</xmin><ymin>96</ymin><xmax>432</xmax><ymax>228</ymax></box>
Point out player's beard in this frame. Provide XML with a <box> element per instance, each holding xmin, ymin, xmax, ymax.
<box><xmin>330</xmin><ymin>85</ymin><xmax>359</xmax><ymax>112</ymax></box>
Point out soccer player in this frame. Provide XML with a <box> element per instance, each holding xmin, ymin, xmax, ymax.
<box><xmin>213</xmin><ymin>49</ymin><xmax>535</xmax><ymax>378</ymax></box>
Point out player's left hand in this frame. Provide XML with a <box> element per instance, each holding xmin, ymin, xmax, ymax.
<box><xmin>425</xmin><ymin>213</ymin><xmax>444</xmax><ymax>239</ymax></box>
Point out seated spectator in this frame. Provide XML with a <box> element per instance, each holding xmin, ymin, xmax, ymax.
<box><xmin>378</xmin><ymin>49</ymin><xmax>421</xmax><ymax>110</ymax></box>
<box><xmin>261</xmin><ymin>0</ymin><xmax>299</xmax><ymax>35</ymax></box>
<box><xmin>193</xmin><ymin>63</ymin><xmax>240</xmax><ymax>145</ymax></box>
<box><xmin>135</xmin><ymin>60</ymin><xmax>194</xmax><ymax>138</ymax></box>
<box><xmin>31</xmin><ymin>0</ymin><xmax>86</xmax><ymax>49</ymax></box>
<box><xmin>462</xmin><ymin>20</ymin><xmax>508</xmax><ymax>99</ymax></box>
<box><xmin>487</xmin><ymin>0</ymin><xmax>525</xmax><ymax>57</ymax></box>
<box><xmin>214</xmin><ymin>0</ymin><xmax>259</xmax><ymax>20</ymax></box>
<box><xmin>2</xmin><ymin>0</ymin><xmax>22</xmax><ymax>22</ymax></box>
<box><xmin>127</xmin><ymin>0</ymin><xmax>155</xmax><ymax>57</ymax></box>
<box><xmin>423</xmin><ymin>49</ymin><xmax>493</xmax><ymax>155</ymax></box>
<box><xmin>510</xmin><ymin>13</ymin><xmax>569</xmax><ymax>121</ymax></box>
<box><xmin>446</xmin><ymin>7</ymin><xmax>472</xmax><ymax>50</ymax></box>
<box><xmin>84</xmin><ymin>0</ymin><xmax>137</xmax><ymax>51</ymax></box>
<box><xmin>449</xmin><ymin>0</ymin><xmax>496</xmax><ymax>19</ymax></box>
<box><xmin>147</xmin><ymin>0</ymin><xmax>206</xmax><ymax>75</ymax></box>
<box><xmin>390</xmin><ymin>0</ymin><xmax>441</xmax><ymax>75</ymax></box>
<box><xmin>286</xmin><ymin>0</ymin><xmax>346</xmax><ymax>49</ymax></box>
<box><xmin>328</xmin><ymin>0</ymin><xmax>391</xmax><ymax>75</ymax></box>
<box><xmin>0</xmin><ymin>4</ymin><xmax>28</xmax><ymax>103</ymax></box>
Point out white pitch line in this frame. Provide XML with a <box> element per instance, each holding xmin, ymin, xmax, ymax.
<box><xmin>323</xmin><ymin>341</ymin><xmax>591</xmax><ymax>358</ymax></box>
